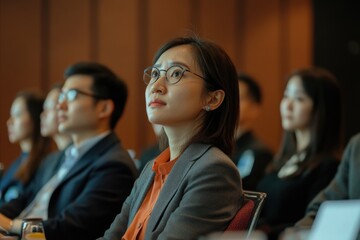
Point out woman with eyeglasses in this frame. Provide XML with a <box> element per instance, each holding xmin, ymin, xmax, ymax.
<box><xmin>99</xmin><ymin>36</ymin><xmax>243</xmax><ymax>240</ymax></box>
<box><xmin>1</xmin><ymin>91</ymin><xmax>52</xmax><ymax>206</ymax></box>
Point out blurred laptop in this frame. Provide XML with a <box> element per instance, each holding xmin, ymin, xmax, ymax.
<box><xmin>308</xmin><ymin>199</ymin><xmax>360</xmax><ymax>240</ymax></box>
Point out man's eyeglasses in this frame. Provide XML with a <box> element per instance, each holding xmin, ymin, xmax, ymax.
<box><xmin>58</xmin><ymin>89</ymin><xmax>106</xmax><ymax>103</ymax></box>
<box><xmin>143</xmin><ymin>65</ymin><xmax>205</xmax><ymax>85</ymax></box>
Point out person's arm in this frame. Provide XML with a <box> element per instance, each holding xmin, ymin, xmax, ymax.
<box><xmin>99</xmin><ymin>160</ymin><xmax>153</xmax><ymax>240</ymax></box>
<box><xmin>0</xmin><ymin>171</ymin><xmax>40</xmax><ymax>231</ymax></box>
<box><xmin>98</xmin><ymin>181</ymin><xmax>136</xmax><ymax>240</ymax></box>
<box><xmin>42</xmin><ymin>160</ymin><xmax>135</xmax><ymax>240</ymax></box>
<box><xmin>0</xmin><ymin>153</ymin><xmax>58</xmax><ymax>222</ymax></box>
<box><xmin>0</xmin><ymin>214</ymin><xmax>12</xmax><ymax>232</ymax></box>
<box><xmin>296</xmin><ymin>134</ymin><xmax>358</xmax><ymax>227</ymax></box>
<box><xmin>305</xmin><ymin>157</ymin><xmax>339</xmax><ymax>204</ymax></box>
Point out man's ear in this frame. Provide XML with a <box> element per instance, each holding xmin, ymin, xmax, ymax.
<box><xmin>98</xmin><ymin>100</ymin><xmax>114</xmax><ymax>119</ymax></box>
<box><xmin>204</xmin><ymin>89</ymin><xmax>225</xmax><ymax>111</ymax></box>
<box><xmin>249</xmin><ymin>102</ymin><xmax>261</xmax><ymax>120</ymax></box>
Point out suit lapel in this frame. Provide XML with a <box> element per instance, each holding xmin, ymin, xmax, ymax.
<box><xmin>146</xmin><ymin>143</ymin><xmax>212</xmax><ymax>233</ymax></box>
<box><xmin>56</xmin><ymin>133</ymin><xmax>118</xmax><ymax>187</ymax></box>
<box><xmin>41</xmin><ymin>151</ymin><xmax>66</xmax><ymax>184</ymax></box>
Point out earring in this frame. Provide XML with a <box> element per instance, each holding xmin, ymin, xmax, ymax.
<box><xmin>204</xmin><ymin>105</ymin><xmax>211</xmax><ymax>111</ymax></box>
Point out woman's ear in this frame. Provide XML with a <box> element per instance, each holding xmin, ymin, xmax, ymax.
<box><xmin>98</xmin><ymin>100</ymin><xmax>114</xmax><ymax>119</ymax></box>
<box><xmin>204</xmin><ymin>90</ymin><xmax>225</xmax><ymax>111</ymax></box>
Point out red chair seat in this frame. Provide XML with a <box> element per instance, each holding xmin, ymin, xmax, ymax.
<box><xmin>226</xmin><ymin>199</ymin><xmax>255</xmax><ymax>231</ymax></box>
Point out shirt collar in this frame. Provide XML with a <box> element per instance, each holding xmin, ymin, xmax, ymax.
<box><xmin>66</xmin><ymin>131</ymin><xmax>111</xmax><ymax>161</ymax></box>
<box><xmin>152</xmin><ymin>148</ymin><xmax>178</xmax><ymax>175</ymax></box>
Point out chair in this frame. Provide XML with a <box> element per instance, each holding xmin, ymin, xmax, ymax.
<box><xmin>226</xmin><ymin>190</ymin><xmax>267</xmax><ymax>237</ymax></box>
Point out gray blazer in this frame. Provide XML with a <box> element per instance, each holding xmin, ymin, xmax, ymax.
<box><xmin>100</xmin><ymin>143</ymin><xmax>243</xmax><ymax>240</ymax></box>
<box><xmin>296</xmin><ymin>133</ymin><xmax>360</xmax><ymax>227</ymax></box>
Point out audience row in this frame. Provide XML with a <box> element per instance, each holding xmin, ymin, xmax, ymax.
<box><xmin>0</xmin><ymin>36</ymin><xmax>358</xmax><ymax>240</ymax></box>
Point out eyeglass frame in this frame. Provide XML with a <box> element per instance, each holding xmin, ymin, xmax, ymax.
<box><xmin>58</xmin><ymin>88</ymin><xmax>107</xmax><ymax>103</ymax></box>
<box><xmin>143</xmin><ymin>65</ymin><xmax>205</xmax><ymax>85</ymax></box>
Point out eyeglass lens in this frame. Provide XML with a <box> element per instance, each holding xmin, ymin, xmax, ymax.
<box><xmin>59</xmin><ymin>90</ymin><xmax>77</xmax><ymax>102</ymax></box>
<box><xmin>144</xmin><ymin>66</ymin><xmax>185</xmax><ymax>85</ymax></box>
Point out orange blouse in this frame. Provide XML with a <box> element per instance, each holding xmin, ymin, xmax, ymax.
<box><xmin>122</xmin><ymin>148</ymin><xmax>178</xmax><ymax>240</ymax></box>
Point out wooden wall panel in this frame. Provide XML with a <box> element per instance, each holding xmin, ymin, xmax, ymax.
<box><xmin>283</xmin><ymin>0</ymin><xmax>313</xmax><ymax>72</ymax></box>
<box><xmin>0</xmin><ymin>0</ymin><xmax>313</xmax><ymax>167</ymax></box>
<box><xmin>198</xmin><ymin>0</ymin><xmax>238</xmax><ymax>63</ymax></box>
<box><xmin>240</xmin><ymin>0</ymin><xmax>283</xmax><ymax>151</ymax></box>
<box><xmin>47</xmin><ymin>0</ymin><xmax>93</xmax><ymax>86</ymax></box>
<box><xmin>146</xmin><ymin>0</ymin><xmax>193</xmax><ymax>63</ymax></box>
<box><xmin>97</xmin><ymin>0</ymin><xmax>142</xmax><ymax>153</ymax></box>
<box><xmin>0</xmin><ymin>0</ymin><xmax>43</xmax><ymax>167</ymax></box>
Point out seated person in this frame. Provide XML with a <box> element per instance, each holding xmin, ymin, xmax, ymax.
<box><xmin>99</xmin><ymin>36</ymin><xmax>243</xmax><ymax>240</ymax></box>
<box><xmin>0</xmin><ymin>62</ymin><xmax>138</xmax><ymax>240</ymax></box>
<box><xmin>256</xmin><ymin>68</ymin><xmax>343</xmax><ymax>240</ymax></box>
<box><xmin>40</xmin><ymin>83</ymin><xmax>72</xmax><ymax>150</ymax></box>
<box><xmin>232</xmin><ymin>72</ymin><xmax>273</xmax><ymax>190</ymax></box>
<box><xmin>296</xmin><ymin>132</ymin><xmax>360</xmax><ymax>227</ymax></box>
<box><xmin>1</xmin><ymin>91</ymin><xmax>51</xmax><ymax>205</ymax></box>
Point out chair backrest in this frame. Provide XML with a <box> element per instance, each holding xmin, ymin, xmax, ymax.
<box><xmin>226</xmin><ymin>190</ymin><xmax>267</xmax><ymax>237</ymax></box>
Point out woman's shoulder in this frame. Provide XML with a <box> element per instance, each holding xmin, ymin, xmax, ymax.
<box><xmin>189</xmin><ymin>144</ymin><xmax>237</xmax><ymax>169</ymax></box>
<box><xmin>187</xmin><ymin>144</ymin><xmax>230</xmax><ymax>160</ymax></box>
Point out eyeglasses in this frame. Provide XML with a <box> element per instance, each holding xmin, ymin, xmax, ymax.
<box><xmin>58</xmin><ymin>89</ymin><xmax>105</xmax><ymax>103</ymax></box>
<box><xmin>143</xmin><ymin>65</ymin><xmax>205</xmax><ymax>85</ymax></box>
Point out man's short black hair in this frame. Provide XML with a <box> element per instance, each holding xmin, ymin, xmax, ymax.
<box><xmin>64</xmin><ymin>62</ymin><xmax>128</xmax><ymax>129</ymax></box>
<box><xmin>238</xmin><ymin>72</ymin><xmax>262</xmax><ymax>104</ymax></box>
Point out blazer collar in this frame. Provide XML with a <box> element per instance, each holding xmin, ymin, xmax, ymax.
<box><xmin>146</xmin><ymin>143</ymin><xmax>212</xmax><ymax>234</ymax></box>
<box><xmin>57</xmin><ymin>132</ymin><xmax>119</xmax><ymax>185</ymax></box>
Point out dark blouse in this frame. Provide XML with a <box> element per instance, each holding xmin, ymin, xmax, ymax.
<box><xmin>256</xmin><ymin>155</ymin><xmax>339</xmax><ymax>240</ymax></box>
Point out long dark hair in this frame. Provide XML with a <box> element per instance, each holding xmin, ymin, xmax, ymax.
<box><xmin>153</xmin><ymin>36</ymin><xmax>239</xmax><ymax>155</ymax></box>
<box><xmin>14</xmin><ymin>91</ymin><xmax>52</xmax><ymax>184</ymax></box>
<box><xmin>273</xmin><ymin>68</ymin><xmax>343</xmax><ymax>176</ymax></box>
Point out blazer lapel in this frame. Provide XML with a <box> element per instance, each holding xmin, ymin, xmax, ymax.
<box><xmin>146</xmin><ymin>143</ymin><xmax>212</xmax><ymax>233</ymax></box>
<box><xmin>129</xmin><ymin>169</ymin><xmax>155</xmax><ymax>221</ymax></box>
<box><xmin>57</xmin><ymin>132</ymin><xmax>119</xmax><ymax>186</ymax></box>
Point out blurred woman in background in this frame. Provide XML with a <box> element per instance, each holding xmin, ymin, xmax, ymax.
<box><xmin>41</xmin><ymin>84</ymin><xmax>71</xmax><ymax>150</ymax></box>
<box><xmin>0</xmin><ymin>91</ymin><xmax>52</xmax><ymax>205</ymax></box>
<box><xmin>257</xmin><ymin>68</ymin><xmax>343</xmax><ymax>240</ymax></box>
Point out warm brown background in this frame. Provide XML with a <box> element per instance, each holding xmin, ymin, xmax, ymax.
<box><xmin>0</xmin><ymin>0</ymin><xmax>312</xmax><ymax>168</ymax></box>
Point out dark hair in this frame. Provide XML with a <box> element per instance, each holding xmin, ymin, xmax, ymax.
<box><xmin>64</xmin><ymin>62</ymin><xmax>128</xmax><ymax>129</ymax></box>
<box><xmin>14</xmin><ymin>91</ymin><xmax>52</xmax><ymax>184</ymax></box>
<box><xmin>274</xmin><ymin>68</ymin><xmax>343</xmax><ymax>176</ymax></box>
<box><xmin>153</xmin><ymin>36</ymin><xmax>239</xmax><ymax>155</ymax></box>
<box><xmin>237</xmin><ymin>72</ymin><xmax>262</xmax><ymax>103</ymax></box>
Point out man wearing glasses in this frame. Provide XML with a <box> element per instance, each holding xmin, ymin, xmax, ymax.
<box><xmin>0</xmin><ymin>62</ymin><xmax>138</xmax><ymax>240</ymax></box>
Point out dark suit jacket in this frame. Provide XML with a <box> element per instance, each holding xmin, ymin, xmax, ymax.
<box><xmin>296</xmin><ymin>133</ymin><xmax>360</xmax><ymax>227</ymax></box>
<box><xmin>0</xmin><ymin>132</ymin><xmax>138</xmax><ymax>240</ymax></box>
<box><xmin>100</xmin><ymin>143</ymin><xmax>243</xmax><ymax>240</ymax></box>
<box><xmin>257</xmin><ymin>153</ymin><xmax>339</xmax><ymax>240</ymax></box>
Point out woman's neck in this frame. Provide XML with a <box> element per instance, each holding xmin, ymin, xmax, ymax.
<box><xmin>20</xmin><ymin>139</ymin><xmax>32</xmax><ymax>152</ymax></box>
<box><xmin>295</xmin><ymin>129</ymin><xmax>311</xmax><ymax>152</ymax></box>
<box><xmin>165</xmin><ymin>126</ymin><xmax>195</xmax><ymax>160</ymax></box>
